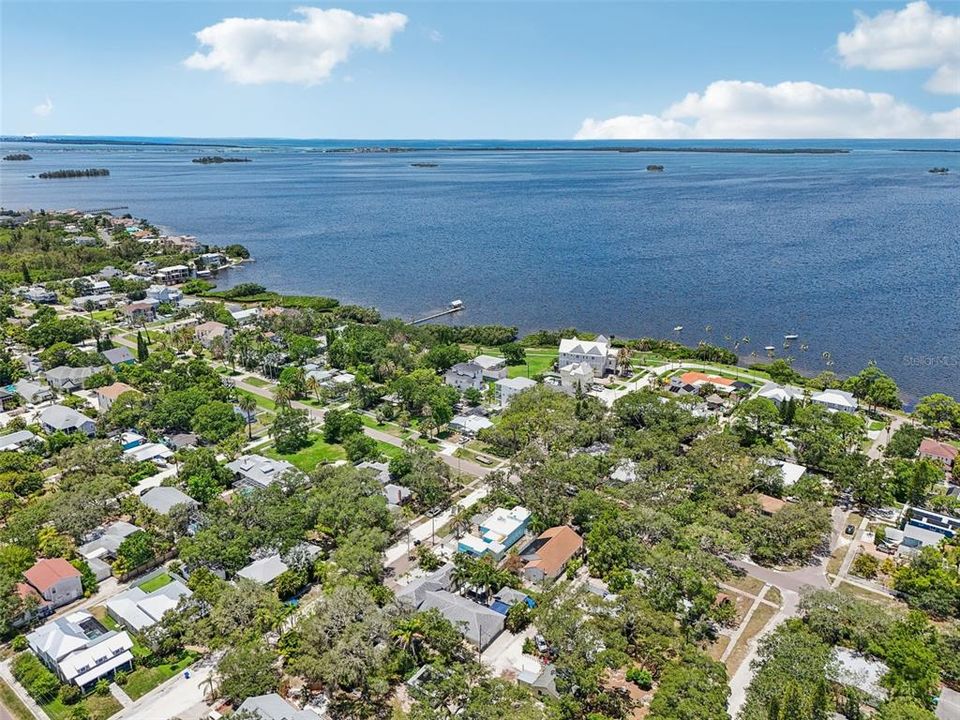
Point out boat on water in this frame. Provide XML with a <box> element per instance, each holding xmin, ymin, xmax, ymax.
<box><xmin>673</xmin><ymin>325</ymin><xmax>683</xmax><ymax>332</ymax></box>
<box><xmin>784</xmin><ymin>334</ymin><xmax>799</xmax><ymax>341</ymax></box>
<box><xmin>449</xmin><ymin>299</ymin><xmax>464</xmax><ymax>310</ymax></box>
<box><xmin>764</xmin><ymin>345</ymin><xmax>776</xmax><ymax>352</ymax></box>
<box><xmin>647</xmin><ymin>165</ymin><xmax>665</xmax><ymax>172</ymax></box>
<box><xmin>411</xmin><ymin>162</ymin><xmax>439</xmax><ymax>168</ymax></box>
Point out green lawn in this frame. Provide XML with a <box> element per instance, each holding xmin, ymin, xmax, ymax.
<box><xmin>137</xmin><ymin>572</ymin><xmax>173</xmax><ymax>593</ymax></box>
<box><xmin>376</xmin><ymin>440</ymin><xmax>405</xmax><ymax>459</ymax></box>
<box><xmin>238</xmin><ymin>388</ymin><xmax>277</xmax><ymax>411</ymax></box>
<box><xmin>90</xmin><ymin>309</ymin><xmax>116</xmax><ymax>323</ymax></box>
<box><xmin>122</xmin><ymin>653</ymin><xmax>198</xmax><ymax>701</ymax></box>
<box><xmin>264</xmin><ymin>433</ymin><xmax>346</xmax><ymax>471</ymax></box>
<box><xmin>360</xmin><ymin>414</ymin><xmax>413</xmax><ymax>439</ymax></box>
<box><xmin>508</xmin><ymin>350</ymin><xmax>558</xmax><ymax>378</ymax></box>
<box><xmin>243</xmin><ymin>376</ymin><xmax>272</xmax><ymax>388</ymax></box>
<box><xmin>42</xmin><ymin>693</ymin><xmax>121</xmax><ymax>720</ymax></box>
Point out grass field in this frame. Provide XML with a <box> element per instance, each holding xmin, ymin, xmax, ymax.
<box><xmin>137</xmin><ymin>572</ymin><xmax>173</xmax><ymax>593</ymax></box>
<box><xmin>243</xmin><ymin>376</ymin><xmax>272</xmax><ymax>388</ymax></box>
<box><xmin>238</xmin><ymin>388</ymin><xmax>276</xmax><ymax>412</ymax></box>
<box><xmin>42</xmin><ymin>693</ymin><xmax>121</xmax><ymax>720</ymax></box>
<box><xmin>264</xmin><ymin>433</ymin><xmax>346</xmax><ymax>471</ymax></box>
<box><xmin>122</xmin><ymin>653</ymin><xmax>197</xmax><ymax>701</ymax></box>
<box><xmin>508</xmin><ymin>350</ymin><xmax>558</xmax><ymax>378</ymax></box>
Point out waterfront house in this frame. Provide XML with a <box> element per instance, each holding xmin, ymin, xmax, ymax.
<box><xmin>495</xmin><ymin>376</ymin><xmax>537</xmax><ymax>407</ymax></box>
<box><xmin>231</xmin><ymin>307</ymin><xmax>261</xmax><ymax>325</ymax></box>
<box><xmin>472</xmin><ymin>354</ymin><xmax>508</xmax><ymax>380</ymax></box>
<box><xmin>39</xmin><ymin>405</ymin><xmax>96</xmax><ymax>436</ymax></box>
<box><xmin>558</xmin><ymin>335</ymin><xmax>614</xmax><ymax>376</ymax></box>
<box><xmin>226</xmin><ymin>454</ymin><xmax>298</xmax><ymax>490</ymax></box>
<box><xmin>106</xmin><ymin>579</ymin><xmax>192</xmax><ymax>632</ymax></box>
<box><xmin>918</xmin><ymin>437</ymin><xmax>957</xmax><ymax>470</ymax></box>
<box><xmin>198</xmin><ymin>252</ymin><xmax>226</xmax><ymax>268</ymax></box>
<box><xmin>102</xmin><ymin>346</ymin><xmax>136</xmax><ymax>367</ymax></box>
<box><xmin>22</xmin><ymin>558</ymin><xmax>83</xmax><ymax>609</ymax></box>
<box><xmin>810</xmin><ymin>389</ymin><xmax>858</xmax><ymax>413</ymax></box>
<box><xmin>146</xmin><ymin>284</ymin><xmax>183</xmax><ymax>304</ymax></box>
<box><xmin>519</xmin><ymin>525</ymin><xmax>584</xmax><ymax>583</ymax></box>
<box><xmin>756</xmin><ymin>382</ymin><xmax>806</xmax><ymax>407</ymax></box>
<box><xmin>444</xmin><ymin>362</ymin><xmax>485</xmax><ymax>392</ymax></box>
<box><xmin>458</xmin><ymin>506</ymin><xmax>531</xmax><ymax>560</ymax></box>
<box><xmin>156</xmin><ymin>264</ymin><xmax>191</xmax><ymax>285</ymax></box>
<box><xmin>26</xmin><ymin>611</ymin><xmax>134</xmax><ymax>690</ymax></box>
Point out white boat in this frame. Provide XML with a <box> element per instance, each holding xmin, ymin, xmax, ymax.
<box><xmin>449</xmin><ymin>299</ymin><xmax>463</xmax><ymax>310</ymax></box>
<box><xmin>784</xmin><ymin>334</ymin><xmax>799</xmax><ymax>341</ymax></box>
<box><xmin>764</xmin><ymin>345</ymin><xmax>776</xmax><ymax>352</ymax></box>
<box><xmin>673</xmin><ymin>325</ymin><xmax>683</xmax><ymax>332</ymax></box>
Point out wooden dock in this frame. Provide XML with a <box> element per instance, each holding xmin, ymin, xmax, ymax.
<box><xmin>412</xmin><ymin>303</ymin><xmax>464</xmax><ymax>325</ymax></box>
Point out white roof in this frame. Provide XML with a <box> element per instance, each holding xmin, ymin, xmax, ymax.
<box><xmin>561</xmin><ymin>362</ymin><xmax>593</xmax><ymax>378</ymax></box>
<box><xmin>756</xmin><ymin>382</ymin><xmax>805</xmax><ymax>403</ymax></box>
<box><xmin>237</xmin><ymin>554</ymin><xmax>288</xmax><ymax>584</ymax></box>
<box><xmin>496</xmin><ymin>376</ymin><xmax>537</xmax><ymax>391</ymax></box>
<box><xmin>124</xmin><ymin>442</ymin><xmax>174</xmax><ymax>463</ymax></box>
<box><xmin>559</xmin><ymin>336</ymin><xmax>608</xmax><ymax>357</ymax></box>
<box><xmin>762</xmin><ymin>458</ymin><xmax>807</xmax><ymax>487</ymax></box>
<box><xmin>831</xmin><ymin>648</ymin><xmax>888</xmax><ymax>702</ymax></box>
<box><xmin>0</xmin><ymin>429</ymin><xmax>37</xmax><ymax>450</ymax></box>
<box><xmin>140</xmin><ymin>486</ymin><xmax>198</xmax><ymax>514</ymax></box>
<box><xmin>72</xmin><ymin>649</ymin><xmax>134</xmax><ymax>687</ymax></box>
<box><xmin>480</xmin><ymin>506</ymin><xmax>530</xmax><ymax>543</ymax></box>
<box><xmin>158</xmin><ymin>264</ymin><xmax>190</xmax><ymax>272</ymax></box>
<box><xmin>39</xmin><ymin>405</ymin><xmax>94</xmax><ymax>431</ymax></box>
<box><xmin>811</xmin><ymin>389</ymin><xmax>858</xmax><ymax>409</ymax></box>
<box><xmin>227</xmin><ymin>454</ymin><xmax>297</xmax><ymax>489</ymax></box>
<box><xmin>450</xmin><ymin>415</ymin><xmax>494</xmax><ymax>433</ymax></box>
<box><xmin>472</xmin><ymin>355</ymin><xmax>506</xmax><ymax>370</ymax></box>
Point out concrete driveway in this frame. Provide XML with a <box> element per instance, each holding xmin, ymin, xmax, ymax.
<box><xmin>936</xmin><ymin>687</ymin><xmax>960</xmax><ymax>720</ymax></box>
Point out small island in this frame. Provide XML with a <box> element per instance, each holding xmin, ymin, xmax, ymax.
<box><xmin>410</xmin><ymin>162</ymin><xmax>439</xmax><ymax>168</ymax></box>
<box><xmin>647</xmin><ymin>164</ymin><xmax>665</xmax><ymax>172</ymax></box>
<box><xmin>3</xmin><ymin>153</ymin><xmax>32</xmax><ymax>161</ymax></box>
<box><xmin>928</xmin><ymin>167</ymin><xmax>949</xmax><ymax>174</ymax></box>
<box><xmin>192</xmin><ymin>156</ymin><xmax>252</xmax><ymax>164</ymax></box>
<box><xmin>36</xmin><ymin>168</ymin><xmax>109</xmax><ymax>179</ymax></box>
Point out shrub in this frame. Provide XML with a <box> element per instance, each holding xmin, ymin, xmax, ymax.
<box><xmin>59</xmin><ymin>684</ymin><xmax>82</xmax><ymax>704</ymax></box>
<box><xmin>11</xmin><ymin>635</ymin><xmax>27</xmax><ymax>651</ymax></box>
<box><xmin>852</xmin><ymin>552</ymin><xmax>880</xmax><ymax>579</ymax></box>
<box><xmin>113</xmin><ymin>669</ymin><xmax>128</xmax><ymax>686</ymax></box>
<box><xmin>94</xmin><ymin>678</ymin><xmax>110</xmax><ymax>696</ymax></box>
<box><xmin>626</xmin><ymin>667</ymin><xmax>653</xmax><ymax>690</ymax></box>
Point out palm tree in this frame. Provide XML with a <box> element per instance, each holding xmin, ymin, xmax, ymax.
<box><xmin>199</xmin><ymin>674</ymin><xmax>218</xmax><ymax>702</ymax></box>
<box><xmin>306</xmin><ymin>375</ymin><xmax>322</xmax><ymax>404</ymax></box>
<box><xmin>274</xmin><ymin>384</ymin><xmax>295</xmax><ymax>409</ymax></box>
<box><xmin>392</xmin><ymin>617</ymin><xmax>426</xmax><ymax>665</ymax></box>
<box><xmin>237</xmin><ymin>394</ymin><xmax>257</xmax><ymax>440</ymax></box>
<box><xmin>616</xmin><ymin>346</ymin><xmax>632</xmax><ymax>377</ymax></box>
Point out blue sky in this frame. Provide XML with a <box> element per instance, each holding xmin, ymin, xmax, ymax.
<box><xmin>2</xmin><ymin>1</ymin><xmax>958</xmax><ymax>138</ymax></box>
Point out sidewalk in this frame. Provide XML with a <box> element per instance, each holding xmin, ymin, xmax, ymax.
<box><xmin>0</xmin><ymin>661</ymin><xmax>46</xmax><ymax>720</ymax></box>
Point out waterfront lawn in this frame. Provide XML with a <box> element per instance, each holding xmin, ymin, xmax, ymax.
<box><xmin>137</xmin><ymin>572</ymin><xmax>173</xmax><ymax>593</ymax></box>
<box><xmin>265</xmin><ymin>433</ymin><xmax>346</xmax><ymax>471</ymax></box>
<box><xmin>122</xmin><ymin>652</ymin><xmax>197</xmax><ymax>701</ymax></box>
<box><xmin>243</xmin><ymin>376</ymin><xmax>272</xmax><ymax>388</ymax></box>
<box><xmin>508</xmin><ymin>350</ymin><xmax>558</xmax><ymax>379</ymax></box>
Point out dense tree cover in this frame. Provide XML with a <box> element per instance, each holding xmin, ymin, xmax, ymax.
<box><xmin>912</xmin><ymin>393</ymin><xmax>960</xmax><ymax>434</ymax></box>
<box><xmin>892</xmin><ymin>544</ymin><xmax>960</xmax><ymax>619</ymax></box>
<box><xmin>648</xmin><ymin>650</ymin><xmax>729</xmax><ymax>720</ymax></box>
<box><xmin>843</xmin><ymin>363</ymin><xmax>902</xmax><ymax>410</ymax></box>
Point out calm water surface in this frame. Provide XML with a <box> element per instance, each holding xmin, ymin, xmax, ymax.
<box><xmin>1</xmin><ymin>138</ymin><xmax>958</xmax><ymax>400</ymax></box>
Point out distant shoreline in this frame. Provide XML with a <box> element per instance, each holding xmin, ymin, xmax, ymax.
<box><xmin>1</xmin><ymin>136</ymin><xmax>852</xmax><ymax>154</ymax></box>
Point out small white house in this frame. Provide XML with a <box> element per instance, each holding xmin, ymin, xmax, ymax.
<box><xmin>444</xmin><ymin>362</ymin><xmax>485</xmax><ymax>392</ymax></box>
<box><xmin>495</xmin><ymin>376</ymin><xmax>537</xmax><ymax>407</ymax></box>
<box><xmin>811</xmin><ymin>389</ymin><xmax>858</xmax><ymax>413</ymax></box>
<box><xmin>472</xmin><ymin>355</ymin><xmax>508</xmax><ymax>380</ymax></box>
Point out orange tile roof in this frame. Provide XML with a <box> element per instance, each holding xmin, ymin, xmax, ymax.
<box><xmin>23</xmin><ymin>558</ymin><xmax>80</xmax><ymax>593</ymax></box>
<box><xmin>757</xmin><ymin>494</ymin><xmax>787</xmax><ymax>515</ymax></box>
<box><xmin>97</xmin><ymin>382</ymin><xmax>137</xmax><ymax>400</ymax></box>
<box><xmin>920</xmin><ymin>438</ymin><xmax>958</xmax><ymax>461</ymax></box>
<box><xmin>679</xmin><ymin>371</ymin><xmax>734</xmax><ymax>387</ymax></box>
<box><xmin>524</xmin><ymin>525</ymin><xmax>584</xmax><ymax>578</ymax></box>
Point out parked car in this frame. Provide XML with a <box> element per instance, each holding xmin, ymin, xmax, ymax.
<box><xmin>845</xmin><ymin>524</ymin><xmax>856</xmax><ymax>535</ymax></box>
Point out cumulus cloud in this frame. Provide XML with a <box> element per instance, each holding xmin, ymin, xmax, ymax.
<box><xmin>33</xmin><ymin>97</ymin><xmax>53</xmax><ymax>117</ymax></box>
<box><xmin>837</xmin><ymin>1</ymin><xmax>960</xmax><ymax>95</ymax></box>
<box><xmin>575</xmin><ymin>80</ymin><xmax>960</xmax><ymax>139</ymax></box>
<box><xmin>184</xmin><ymin>6</ymin><xmax>408</xmax><ymax>85</ymax></box>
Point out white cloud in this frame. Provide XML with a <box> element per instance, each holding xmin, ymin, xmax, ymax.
<box><xmin>575</xmin><ymin>80</ymin><xmax>960</xmax><ymax>139</ymax></box>
<box><xmin>837</xmin><ymin>1</ymin><xmax>960</xmax><ymax>95</ymax></box>
<box><xmin>428</xmin><ymin>29</ymin><xmax>443</xmax><ymax>43</ymax></box>
<box><xmin>184</xmin><ymin>6</ymin><xmax>408</xmax><ymax>85</ymax></box>
<box><xmin>33</xmin><ymin>97</ymin><xmax>53</xmax><ymax>117</ymax></box>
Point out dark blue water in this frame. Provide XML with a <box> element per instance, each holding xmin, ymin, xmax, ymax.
<box><xmin>1</xmin><ymin>137</ymin><xmax>958</xmax><ymax>401</ymax></box>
